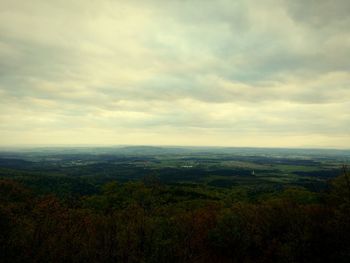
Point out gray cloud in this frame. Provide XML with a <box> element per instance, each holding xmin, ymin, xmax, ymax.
<box><xmin>0</xmin><ymin>0</ymin><xmax>349</xmax><ymax>147</ymax></box>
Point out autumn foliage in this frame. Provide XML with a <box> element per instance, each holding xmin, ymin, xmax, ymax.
<box><xmin>1</xmin><ymin>171</ymin><xmax>350</xmax><ymax>263</ymax></box>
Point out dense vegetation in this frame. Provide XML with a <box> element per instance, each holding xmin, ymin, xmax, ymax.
<box><xmin>0</xmin><ymin>147</ymin><xmax>350</xmax><ymax>262</ymax></box>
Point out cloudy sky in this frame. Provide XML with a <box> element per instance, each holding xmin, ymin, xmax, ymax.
<box><xmin>0</xmin><ymin>0</ymin><xmax>349</xmax><ymax>148</ymax></box>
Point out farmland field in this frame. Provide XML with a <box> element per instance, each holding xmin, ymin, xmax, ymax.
<box><xmin>1</xmin><ymin>146</ymin><xmax>348</xmax><ymax>197</ymax></box>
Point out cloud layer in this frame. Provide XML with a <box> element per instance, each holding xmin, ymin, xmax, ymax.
<box><xmin>1</xmin><ymin>0</ymin><xmax>349</xmax><ymax>147</ymax></box>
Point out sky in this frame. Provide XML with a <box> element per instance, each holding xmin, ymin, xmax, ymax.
<box><xmin>0</xmin><ymin>0</ymin><xmax>349</xmax><ymax>148</ymax></box>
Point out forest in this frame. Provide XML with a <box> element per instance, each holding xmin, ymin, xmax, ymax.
<box><xmin>0</xmin><ymin>146</ymin><xmax>350</xmax><ymax>263</ymax></box>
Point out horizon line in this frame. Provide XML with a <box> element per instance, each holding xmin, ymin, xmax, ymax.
<box><xmin>0</xmin><ymin>144</ymin><xmax>349</xmax><ymax>151</ymax></box>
